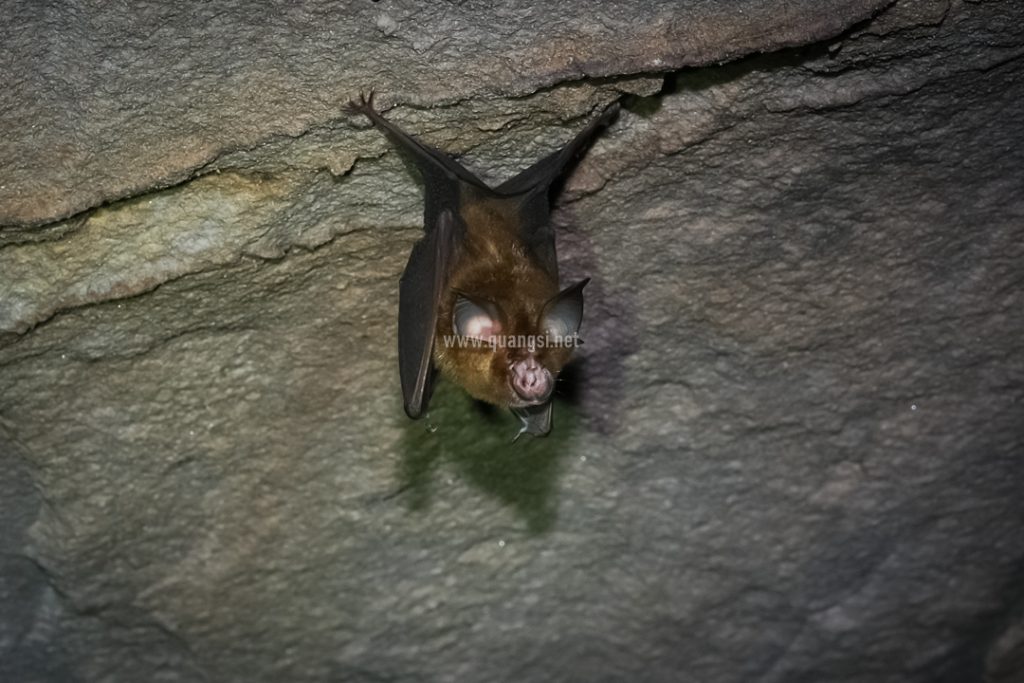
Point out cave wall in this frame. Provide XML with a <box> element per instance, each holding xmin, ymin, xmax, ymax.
<box><xmin>1</xmin><ymin>1</ymin><xmax>1022</xmax><ymax>682</ymax></box>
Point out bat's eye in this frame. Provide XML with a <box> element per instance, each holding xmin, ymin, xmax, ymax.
<box><xmin>454</xmin><ymin>295</ymin><xmax>502</xmax><ymax>342</ymax></box>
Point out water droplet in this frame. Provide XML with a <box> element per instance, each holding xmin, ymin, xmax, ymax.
<box><xmin>497</xmin><ymin>539</ymin><xmax>506</xmax><ymax>548</ymax></box>
<box><xmin>911</xmin><ymin>404</ymin><xmax>918</xmax><ymax>411</ymax></box>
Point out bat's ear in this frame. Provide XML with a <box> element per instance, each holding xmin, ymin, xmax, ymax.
<box><xmin>453</xmin><ymin>294</ymin><xmax>503</xmax><ymax>342</ymax></box>
<box><xmin>541</xmin><ymin>278</ymin><xmax>589</xmax><ymax>341</ymax></box>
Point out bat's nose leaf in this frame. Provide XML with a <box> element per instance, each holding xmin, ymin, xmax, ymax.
<box><xmin>511</xmin><ymin>357</ymin><xmax>553</xmax><ymax>403</ymax></box>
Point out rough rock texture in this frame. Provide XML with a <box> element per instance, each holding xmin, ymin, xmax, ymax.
<box><xmin>2</xmin><ymin>1</ymin><xmax>1023</xmax><ymax>682</ymax></box>
<box><xmin>1</xmin><ymin>0</ymin><xmax>891</xmax><ymax>228</ymax></box>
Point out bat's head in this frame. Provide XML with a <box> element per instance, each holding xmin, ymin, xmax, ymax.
<box><xmin>438</xmin><ymin>279</ymin><xmax>588</xmax><ymax>409</ymax></box>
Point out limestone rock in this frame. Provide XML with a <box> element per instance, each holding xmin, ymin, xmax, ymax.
<box><xmin>1</xmin><ymin>1</ymin><xmax>1022</xmax><ymax>682</ymax></box>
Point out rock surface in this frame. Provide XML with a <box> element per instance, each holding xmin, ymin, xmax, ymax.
<box><xmin>2</xmin><ymin>1</ymin><xmax>1023</xmax><ymax>682</ymax></box>
<box><xmin>1</xmin><ymin>0</ymin><xmax>890</xmax><ymax>228</ymax></box>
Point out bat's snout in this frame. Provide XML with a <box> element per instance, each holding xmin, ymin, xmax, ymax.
<box><xmin>510</xmin><ymin>356</ymin><xmax>553</xmax><ymax>405</ymax></box>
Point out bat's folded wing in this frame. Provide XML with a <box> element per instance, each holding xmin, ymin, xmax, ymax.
<box><xmin>512</xmin><ymin>402</ymin><xmax>553</xmax><ymax>439</ymax></box>
<box><xmin>496</xmin><ymin>103</ymin><xmax>619</xmax><ymax>196</ymax></box>
<box><xmin>399</xmin><ymin>208</ymin><xmax>457</xmax><ymax>418</ymax></box>
<box><xmin>349</xmin><ymin>93</ymin><xmax>490</xmax><ymax>193</ymax></box>
<box><xmin>497</xmin><ymin>103</ymin><xmax>619</xmax><ymax>275</ymax></box>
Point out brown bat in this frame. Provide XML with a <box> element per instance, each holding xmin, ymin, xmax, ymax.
<box><xmin>348</xmin><ymin>93</ymin><xmax>617</xmax><ymax>437</ymax></box>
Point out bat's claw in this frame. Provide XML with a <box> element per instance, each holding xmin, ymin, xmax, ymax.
<box><xmin>512</xmin><ymin>422</ymin><xmax>528</xmax><ymax>443</ymax></box>
<box><xmin>345</xmin><ymin>90</ymin><xmax>377</xmax><ymax>117</ymax></box>
<box><xmin>600</xmin><ymin>101</ymin><xmax>622</xmax><ymax>125</ymax></box>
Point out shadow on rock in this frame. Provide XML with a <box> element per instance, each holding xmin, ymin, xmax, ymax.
<box><xmin>397</xmin><ymin>382</ymin><xmax>579</xmax><ymax>534</ymax></box>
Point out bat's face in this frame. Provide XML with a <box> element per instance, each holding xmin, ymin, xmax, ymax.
<box><xmin>434</xmin><ymin>279</ymin><xmax>587</xmax><ymax>410</ymax></box>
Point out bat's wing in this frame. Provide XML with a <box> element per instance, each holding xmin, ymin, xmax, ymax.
<box><xmin>348</xmin><ymin>93</ymin><xmax>490</xmax><ymax>194</ymax></box>
<box><xmin>496</xmin><ymin>103</ymin><xmax>619</xmax><ymax>276</ymax></box>
<box><xmin>512</xmin><ymin>402</ymin><xmax>553</xmax><ymax>440</ymax></box>
<box><xmin>496</xmin><ymin>103</ymin><xmax>619</xmax><ymax>196</ymax></box>
<box><xmin>399</xmin><ymin>208</ymin><xmax>456</xmax><ymax>418</ymax></box>
<box><xmin>349</xmin><ymin>93</ymin><xmax>484</xmax><ymax>418</ymax></box>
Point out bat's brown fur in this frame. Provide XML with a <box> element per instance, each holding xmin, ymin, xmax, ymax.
<box><xmin>433</xmin><ymin>195</ymin><xmax>572</xmax><ymax>407</ymax></box>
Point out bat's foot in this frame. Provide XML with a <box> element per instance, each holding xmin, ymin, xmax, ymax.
<box><xmin>599</xmin><ymin>101</ymin><xmax>622</xmax><ymax>126</ymax></box>
<box><xmin>345</xmin><ymin>90</ymin><xmax>377</xmax><ymax>117</ymax></box>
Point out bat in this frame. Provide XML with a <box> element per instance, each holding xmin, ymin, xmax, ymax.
<box><xmin>348</xmin><ymin>93</ymin><xmax>618</xmax><ymax>437</ymax></box>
